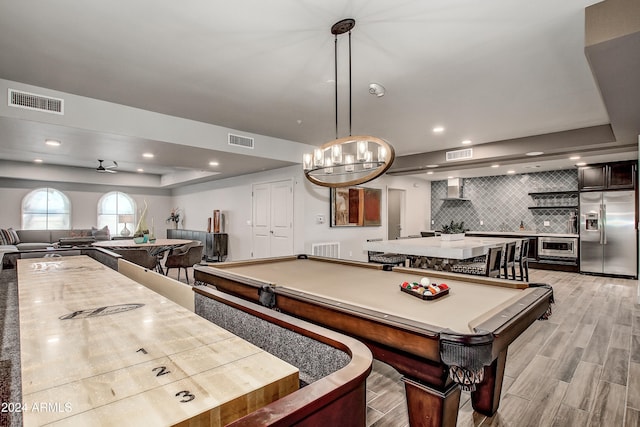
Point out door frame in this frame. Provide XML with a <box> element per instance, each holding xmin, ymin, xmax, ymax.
<box><xmin>387</xmin><ymin>187</ymin><xmax>406</xmax><ymax>240</ymax></box>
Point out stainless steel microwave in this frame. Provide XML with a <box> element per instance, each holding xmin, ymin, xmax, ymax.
<box><xmin>538</xmin><ymin>237</ymin><xmax>578</xmax><ymax>259</ymax></box>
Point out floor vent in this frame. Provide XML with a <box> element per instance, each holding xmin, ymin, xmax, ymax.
<box><xmin>311</xmin><ymin>242</ymin><xmax>340</xmax><ymax>258</ymax></box>
<box><xmin>445</xmin><ymin>148</ymin><xmax>473</xmax><ymax>162</ymax></box>
<box><xmin>8</xmin><ymin>89</ymin><xmax>64</xmax><ymax>115</ymax></box>
<box><xmin>228</xmin><ymin>133</ymin><xmax>254</xmax><ymax>149</ymax></box>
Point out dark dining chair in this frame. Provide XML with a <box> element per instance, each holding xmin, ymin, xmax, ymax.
<box><xmin>112</xmin><ymin>248</ymin><xmax>159</xmax><ymax>271</ymax></box>
<box><xmin>164</xmin><ymin>241</ymin><xmax>204</xmax><ymax>284</ymax></box>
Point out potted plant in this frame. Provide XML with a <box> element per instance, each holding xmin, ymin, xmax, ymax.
<box><xmin>441</xmin><ymin>221</ymin><xmax>466</xmax><ymax>241</ymax></box>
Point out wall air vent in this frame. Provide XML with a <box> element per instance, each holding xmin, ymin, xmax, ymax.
<box><xmin>445</xmin><ymin>148</ymin><xmax>473</xmax><ymax>162</ymax></box>
<box><xmin>8</xmin><ymin>89</ymin><xmax>64</xmax><ymax>115</ymax></box>
<box><xmin>228</xmin><ymin>133</ymin><xmax>254</xmax><ymax>149</ymax></box>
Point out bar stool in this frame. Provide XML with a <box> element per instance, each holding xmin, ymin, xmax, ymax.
<box><xmin>502</xmin><ymin>241</ymin><xmax>517</xmax><ymax>280</ymax></box>
<box><xmin>516</xmin><ymin>238</ymin><xmax>530</xmax><ymax>281</ymax></box>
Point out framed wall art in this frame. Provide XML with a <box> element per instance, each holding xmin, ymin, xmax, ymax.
<box><xmin>330</xmin><ymin>186</ymin><xmax>381</xmax><ymax>227</ymax></box>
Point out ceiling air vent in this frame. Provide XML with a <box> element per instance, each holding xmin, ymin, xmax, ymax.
<box><xmin>8</xmin><ymin>89</ymin><xmax>64</xmax><ymax>115</ymax></box>
<box><xmin>228</xmin><ymin>133</ymin><xmax>254</xmax><ymax>149</ymax></box>
<box><xmin>445</xmin><ymin>148</ymin><xmax>473</xmax><ymax>162</ymax></box>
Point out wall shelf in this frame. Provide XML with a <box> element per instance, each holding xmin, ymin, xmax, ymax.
<box><xmin>529</xmin><ymin>190</ymin><xmax>579</xmax><ymax>210</ymax></box>
<box><xmin>528</xmin><ymin>206</ymin><xmax>578</xmax><ymax>210</ymax></box>
<box><xmin>528</xmin><ymin>191</ymin><xmax>578</xmax><ymax>196</ymax></box>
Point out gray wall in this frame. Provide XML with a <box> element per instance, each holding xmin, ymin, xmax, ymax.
<box><xmin>431</xmin><ymin>170</ymin><xmax>578</xmax><ymax>234</ymax></box>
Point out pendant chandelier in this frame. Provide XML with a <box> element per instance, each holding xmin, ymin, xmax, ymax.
<box><xmin>303</xmin><ymin>18</ymin><xmax>395</xmax><ymax>188</ymax></box>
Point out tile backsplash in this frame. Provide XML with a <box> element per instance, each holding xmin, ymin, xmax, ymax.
<box><xmin>431</xmin><ymin>170</ymin><xmax>578</xmax><ymax>234</ymax></box>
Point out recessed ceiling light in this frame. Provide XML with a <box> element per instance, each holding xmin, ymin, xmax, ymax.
<box><xmin>209</xmin><ymin>161</ymin><xmax>219</xmax><ymax>166</ymax></box>
<box><xmin>137</xmin><ymin>168</ymin><xmax>144</xmax><ymax>173</ymax></box>
<box><xmin>142</xmin><ymin>153</ymin><xmax>154</xmax><ymax>158</ymax></box>
<box><xmin>447</xmin><ymin>176</ymin><xmax>454</xmax><ymax>179</ymax></box>
<box><xmin>461</xmin><ymin>140</ymin><xmax>472</xmax><ymax>145</ymax></box>
<box><xmin>426</xmin><ymin>171</ymin><xmax>434</xmax><ymax>175</ymax></box>
<box><xmin>426</xmin><ymin>164</ymin><xmax>439</xmax><ymax>168</ymax></box>
<box><xmin>576</xmin><ymin>162</ymin><xmax>587</xmax><ymax>166</ymax></box>
<box><xmin>569</xmin><ymin>156</ymin><xmax>581</xmax><ymax>160</ymax></box>
<box><xmin>507</xmin><ymin>170</ymin><xmax>516</xmax><ymax>174</ymax></box>
<box><xmin>526</xmin><ymin>151</ymin><xmax>544</xmax><ymax>156</ymax></box>
<box><xmin>33</xmin><ymin>159</ymin><xmax>43</xmax><ymax>163</ymax></box>
<box><xmin>45</xmin><ymin>139</ymin><xmax>61</xmax><ymax>146</ymax></box>
<box><xmin>491</xmin><ymin>164</ymin><xmax>500</xmax><ymax>168</ymax></box>
<box><xmin>432</xmin><ymin>126</ymin><xmax>445</xmax><ymax>133</ymax></box>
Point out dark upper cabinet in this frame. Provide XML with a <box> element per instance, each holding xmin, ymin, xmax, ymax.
<box><xmin>579</xmin><ymin>161</ymin><xmax>636</xmax><ymax>191</ymax></box>
<box><xmin>608</xmin><ymin>162</ymin><xmax>636</xmax><ymax>189</ymax></box>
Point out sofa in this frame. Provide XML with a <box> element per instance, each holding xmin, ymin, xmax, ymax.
<box><xmin>1</xmin><ymin>227</ymin><xmax>110</xmax><ymax>269</ymax></box>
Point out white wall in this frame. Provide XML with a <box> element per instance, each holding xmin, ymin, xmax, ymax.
<box><xmin>0</xmin><ymin>178</ymin><xmax>172</xmax><ymax>236</ymax></box>
<box><xmin>0</xmin><ymin>168</ymin><xmax>431</xmax><ymax>262</ymax></box>
<box><xmin>173</xmin><ymin>166</ymin><xmax>431</xmax><ymax>262</ymax></box>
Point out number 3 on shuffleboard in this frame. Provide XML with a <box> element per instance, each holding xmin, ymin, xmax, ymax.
<box><xmin>175</xmin><ymin>390</ymin><xmax>195</xmax><ymax>403</ymax></box>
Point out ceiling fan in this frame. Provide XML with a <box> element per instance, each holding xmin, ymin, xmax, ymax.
<box><xmin>96</xmin><ymin>159</ymin><xmax>118</xmax><ymax>173</ymax></box>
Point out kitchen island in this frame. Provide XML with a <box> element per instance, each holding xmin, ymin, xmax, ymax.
<box><xmin>363</xmin><ymin>236</ymin><xmax>520</xmax><ymax>260</ymax></box>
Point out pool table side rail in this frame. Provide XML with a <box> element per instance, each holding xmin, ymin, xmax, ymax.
<box><xmin>193</xmin><ymin>286</ymin><xmax>373</xmax><ymax>427</ymax></box>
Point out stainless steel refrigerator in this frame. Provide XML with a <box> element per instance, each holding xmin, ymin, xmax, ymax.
<box><xmin>580</xmin><ymin>190</ymin><xmax>637</xmax><ymax>277</ymax></box>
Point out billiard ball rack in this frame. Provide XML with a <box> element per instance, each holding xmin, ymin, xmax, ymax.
<box><xmin>399</xmin><ymin>282</ymin><xmax>449</xmax><ymax>300</ymax></box>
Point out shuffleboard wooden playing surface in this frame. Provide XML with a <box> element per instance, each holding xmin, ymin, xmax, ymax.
<box><xmin>17</xmin><ymin>255</ymin><xmax>298</xmax><ymax>426</ymax></box>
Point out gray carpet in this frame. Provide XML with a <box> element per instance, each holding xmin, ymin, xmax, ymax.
<box><xmin>0</xmin><ymin>267</ymin><xmax>21</xmax><ymax>427</ymax></box>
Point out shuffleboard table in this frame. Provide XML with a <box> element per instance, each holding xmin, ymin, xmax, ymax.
<box><xmin>17</xmin><ymin>255</ymin><xmax>299</xmax><ymax>426</ymax></box>
<box><xmin>193</xmin><ymin>255</ymin><xmax>554</xmax><ymax>427</ymax></box>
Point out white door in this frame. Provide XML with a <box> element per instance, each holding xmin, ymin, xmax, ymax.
<box><xmin>252</xmin><ymin>179</ymin><xmax>294</xmax><ymax>258</ymax></box>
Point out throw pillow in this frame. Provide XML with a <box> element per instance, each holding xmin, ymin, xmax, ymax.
<box><xmin>91</xmin><ymin>225</ymin><xmax>110</xmax><ymax>240</ymax></box>
<box><xmin>0</xmin><ymin>229</ymin><xmax>10</xmax><ymax>245</ymax></box>
<box><xmin>7</xmin><ymin>228</ymin><xmax>20</xmax><ymax>244</ymax></box>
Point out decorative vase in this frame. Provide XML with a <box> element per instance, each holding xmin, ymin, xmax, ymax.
<box><xmin>134</xmin><ymin>200</ymin><xmax>149</xmax><ymax>238</ymax></box>
<box><xmin>133</xmin><ymin>236</ymin><xmax>145</xmax><ymax>244</ymax></box>
<box><xmin>148</xmin><ymin>219</ymin><xmax>156</xmax><ymax>243</ymax></box>
<box><xmin>120</xmin><ymin>223</ymin><xmax>131</xmax><ymax>237</ymax></box>
<box><xmin>441</xmin><ymin>233</ymin><xmax>465</xmax><ymax>241</ymax></box>
<box><xmin>213</xmin><ymin>210</ymin><xmax>220</xmax><ymax>233</ymax></box>
<box><xmin>207</xmin><ymin>217</ymin><xmax>212</xmax><ymax>233</ymax></box>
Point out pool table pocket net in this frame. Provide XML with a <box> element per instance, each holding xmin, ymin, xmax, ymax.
<box><xmin>439</xmin><ymin>331</ymin><xmax>493</xmax><ymax>391</ymax></box>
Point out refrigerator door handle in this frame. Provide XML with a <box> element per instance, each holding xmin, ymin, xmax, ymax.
<box><xmin>601</xmin><ymin>205</ymin><xmax>607</xmax><ymax>245</ymax></box>
<box><xmin>599</xmin><ymin>206</ymin><xmax>605</xmax><ymax>244</ymax></box>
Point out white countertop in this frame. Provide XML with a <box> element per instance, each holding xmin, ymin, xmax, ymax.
<box><xmin>465</xmin><ymin>231</ymin><xmax>579</xmax><ymax>238</ymax></box>
<box><xmin>364</xmin><ymin>236</ymin><xmax>524</xmax><ymax>259</ymax></box>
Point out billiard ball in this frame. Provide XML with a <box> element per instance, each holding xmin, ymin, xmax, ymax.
<box><xmin>420</xmin><ymin>277</ymin><xmax>430</xmax><ymax>286</ymax></box>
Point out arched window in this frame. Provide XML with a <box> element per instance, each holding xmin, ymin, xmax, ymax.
<box><xmin>22</xmin><ymin>188</ymin><xmax>71</xmax><ymax>230</ymax></box>
<box><xmin>97</xmin><ymin>192</ymin><xmax>136</xmax><ymax>237</ymax></box>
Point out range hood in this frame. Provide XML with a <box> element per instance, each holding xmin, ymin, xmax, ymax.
<box><xmin>442</xmin><ymin>178</ymin><xmax>469</xmax><ymax>201</ymax></box>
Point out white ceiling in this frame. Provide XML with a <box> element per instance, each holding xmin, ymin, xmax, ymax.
<box><xmin>0</xmin><ymin>0</ymin><xmax>636</xmax><ymax>185</ymax></box>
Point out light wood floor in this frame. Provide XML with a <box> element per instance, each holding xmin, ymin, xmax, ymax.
<box><xmin>361</xmin><ymin>268</ymin><xmax>640</xmax><ymax>427</ymax></box>
<box><xmin>167</xmin><ymin>266</ymin><xmax>640</xmax><ymax>426</ymax></box>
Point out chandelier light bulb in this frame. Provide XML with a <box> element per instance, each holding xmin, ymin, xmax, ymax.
<box><xmin>332</xmin><ymin>144</ymin><xmax>343</xmax><ymax>165</ymax></box>
<box><xmin>357</xmin><ymin>140</ymin><xmax>368</xmax><ymax>161</ymax></box>
<box><xmin>303</xmin><ymin>153</ymin><xmax>313</xmax><ymax>171</ymax></box>
<box><xmin>314</xmin><ymin>148</ymin><xmax>324</xmax><ymax>167</ymax></box>
<box><xmin>344</xmin><ymin>154</ymin><xmax>355</xmax><ymax>172</ymax></box>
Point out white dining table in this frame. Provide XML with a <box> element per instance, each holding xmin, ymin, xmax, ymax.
<box><xmin>363</xmin><ymin>236</ymin><xmax>521</xmax><ymax>260</ymax></box>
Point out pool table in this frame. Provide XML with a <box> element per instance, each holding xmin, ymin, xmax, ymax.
<box><xmin>194</xmin><ymin>255</ymin><xmax>554</xmax><ymax>427</ymax></box>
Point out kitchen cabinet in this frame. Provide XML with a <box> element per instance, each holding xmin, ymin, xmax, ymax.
<box><xmin>579</xmin><ymin>161</ymin><xmax>636</xmax><ymax>191</ymax></box>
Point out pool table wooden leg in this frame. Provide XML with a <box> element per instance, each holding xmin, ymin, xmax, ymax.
<box><xmin>402</xmin><ymin>377</ymin><xmax>461</xmax><ymax>427</ymax></box>
<box><xmin>470</xmin><ymin>348</ymin><xmax>507</xmax><ymax>416</ymax></box>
